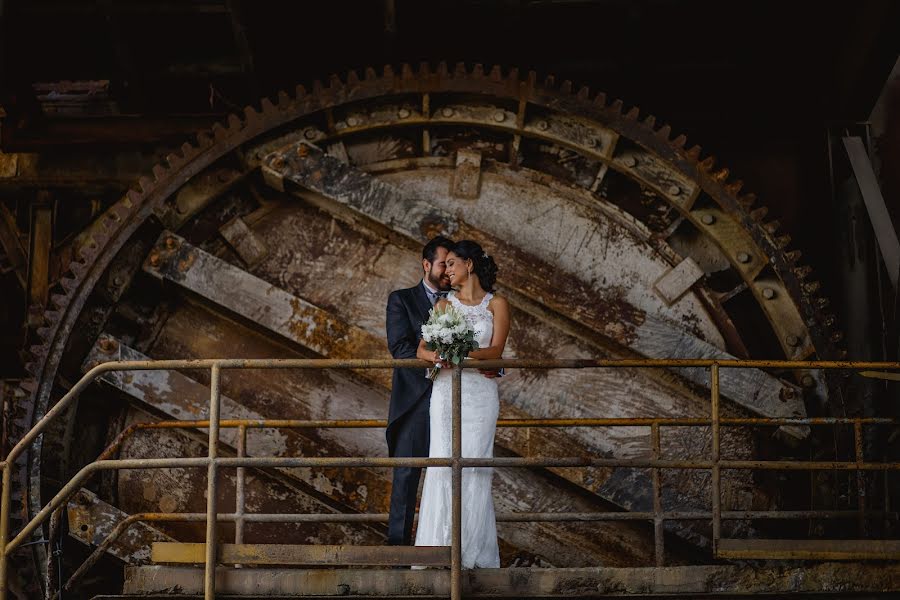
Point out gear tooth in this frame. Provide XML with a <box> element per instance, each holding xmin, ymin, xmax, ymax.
<box><xmin>239</xmin><ymin>108</ymin><xmax>256</xmax><ymax>125</ymax></box>
<box><xmin>19</xmin><ymin>380</ymin><xmax>36</xmax><ymax>393</ymax></box>
<box><xmin>418</xmin><ymin>61</ymin><xmax>431</xmax><ymax>76</ymax></box>
<box><xmin>672</xmin><ymin>134</ymin><xmax>687</xmax><ymax>148</ymax></box>
<box><xmin>126</xmin><ymin>189</ymin><xmax>142</xmax><ymax>204</ymax></box>
<box><xmin>490</xmin><ymin>65</ymin><xmax>503</xmax><ymax>82</ymax></box>
<box><xmin>725</xmin><ymin>179</ymin><xmax>744</xmax><ymax>194</ymax></box>
<box><xmin>738</xmin><ymin>192</ymin><xmax>757</xmax><ymax>208</ymax></box>
<box><xmin>260</xmin><ymin>96</ymin><xmax>276</xmax><ymax>113</ymax></box>
<box><xmin>151</xmin><ymin>164</ymin><xmax>167</xmax><ymax>181</ymax></box>
<box><xmin>526</xmin><ymin>71</ymin><xmax>537</xmax><ymax>87</ymax></box>
<box><xmin>196</xmin><ymin>131</ymin><xmax>213</xmax><ymax>147</ymax></box>
<box><xmin>786</xmin><ymin>249</ymin><xmax>802</xmax><ymax>263</ymax></box>
<box><xmin>560</xmin><ymin>80</ymin><xmax>572</xmax><ymax>94</ymax></box>
<box><xmin>822</xmin><ymin>313</ymin><xmax>836</xmax><ymax>326</ymax></box>
<box><xmin>165</xmin><ymin>153</ymin><xmax>182</xmax><ymax>169</ymax></box>
<box><xmin>28</xmin><ymin>345</ymin><xmax>46</xmax><ymax>358</ymax></box>
<box><xmin>453</xmin><ymin>62</ymin><xmax>467</xmax><ymax>78</ymax></box>
<box><xmin>830</xmin><ymin>331</ymin><xmax>844</xmax><ymax>343</ymax></box>
<box><xmin>212</xmin><ymin>122</ymin><xmax>228</xmax><ymax>140</ymax></box>
<box><xmin>543</xmin><ymin>74</ymin><xmax>556</xmax><ymax>89</ymax></box>
<box><xmin>776</xmin><ymin>234</ymin><xmax>791</xmax><ymax>249</ymax></box>
<box><xmin>699</xmin><ymin>156</ymin><xmax>716</xmax><ymax>171</ymax></box>
<box><xmin>794</xmin><ymin>265</ymin><xmax>812</xmax><ymax>279</ymax></box>
<box><xmin>643</xmin><ymin>115</ymin><xmax>656</xmax><ymax>128</ymax></box>
<box><xmin>763</xmin><ymin>219</ymin><xmax>781</xmax><ymax>234</ymax></box>
<box><xmin>36</xmin><ymin>327</ymin><xmax>52</xmax><ymax>341</ymax></box>
<box><xmin>50</xmin><ymin>294</ymin><xmax>67</xmax><ymax>308</ymax></box>
<box><xmin>59</xmin><ymin>276</ymin><xmax>77</xmax><ymax>292</ymax></box>
<box><xmin>686</xmin><ymin>145</ymin><xmax>702</xmax><ymax>160</ymax></box>
<box><xmin>401</xmin><ymin>63</ymin><xmax>414</xmax><ymax>80</ymax></box>
<box><xmin>24</xmin><ymin>362</ymin><xmax>38</xmax><ymax>376</ymax></box>
<box><xmin>711</xmin><ymin>167</ymin><xmax>729</xmax><ymax>182</ymax></box>
<box><xmin>507</xmin><ymin>66</ymin><xmax>519</xmax><ymax>82</ymax></box>
<box><xmin>593</xmin><ymin>91</ymin><xmax>607</xmax><ymax>106</ymax></box>
<box><xmin>276</xmin><ymin>90</ymin><xmax>291</xmax><ymax>107</ymax></box>
<box><xmin>609</xmin><ymin>99</ymin><xmax>623</xmax><ymax>114</ymax></box>
<box><xmin>472</xmin><ymin>63</ymin><xmax>484</xmax><ymax>78</ymax></box>
<box><xmin>69</xmin><ymin>261</ymin><xmax>87</xmax><ymax>277</ymax></box>
<box><xmin>328</xmin><ymin>73</ymin><xmax>343</xmax><ymax>89</ymax></box>
<box><xmin>138</xmin><ymin>176</ymin><xmax>154</xmax><ymax>193</ymax></box>
<box><xmin>295</xmin><ymin>83</ymin><xmax>308</xmax><ymax>98</ymax></box>
<box><xmin>656</xmin><ymin>124</ymin><xmax>671</xmax><ymax>140</ymax></box>
<box><xmin>576</xmin><ymin>86</ymin><xmax>589</xmax><ymax>100</ymax></box>
<box><xmin>437</xmin><ymin>62</ymin><xmax>449</xmax><ymax>77</ymax></box>
<box><xmin>346</xmin><ymin>69</ymin><xmax>360</xmax><ymax>85</ymax></box>
<box><xmin>180</xmin><ymin>142</ymin><xmax>195</xmax><ymax>157</ymax></box>
<box><xmin>312</xmin><ymin>79</ymin><xmax>325</xmax><ymax>95</ymax></box>
<box><xmin>625</xmin><ymin>107</ymin><xmax>640</xmax><ymax>120</ymax></box>
<box><xmin>750</xmin><ymin>206</ymin><xmax>768</xmax><ymax>221</ymax></box>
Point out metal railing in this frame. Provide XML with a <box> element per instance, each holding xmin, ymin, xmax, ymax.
<box><xmin>3</xmin><ymin>357</ymin><xmax>900</xmax><ymax>600</ymax></box>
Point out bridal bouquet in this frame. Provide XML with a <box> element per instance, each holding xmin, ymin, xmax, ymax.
<box><xmin>421</xmin><ymin>304</ymin><xmax>479</xmax><ymax>380</ymax></box>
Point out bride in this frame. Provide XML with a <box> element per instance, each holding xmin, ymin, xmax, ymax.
<box><xmin>414</xmin><ymin>240</ymin><xmax>510</xmax><ymax>568</ymax></box>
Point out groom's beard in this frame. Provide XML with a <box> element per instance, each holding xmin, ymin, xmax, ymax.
<box><xmin>427</xmin><ymin>270</ymin><xmax>452</xmax><ymax>291</ymax></box>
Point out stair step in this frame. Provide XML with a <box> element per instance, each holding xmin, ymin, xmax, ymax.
<box><xmin>717</xmin><ymin>538</ymin><xmax>900</xmax><ymax>560</ymax></box>
<box><xmin>151</xmin><ymin>542</ymin><xmax>450</xmax><ymax>566</ymax></box>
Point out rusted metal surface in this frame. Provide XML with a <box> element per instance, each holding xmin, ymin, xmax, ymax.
<box><xmin>151</xmin><ymin>542</ymin><xmax>451</xmax><ymax>566</ymax></box>
<box><xmin>717</xmin><ymin>538</ymin><xmax>900</xmax><ymax>560</ymax></box>
<box><xmin>218</xmin><ymin>216</ymin><xmax>268</xmax><ymax>267</ymax></box>
<box><xmin>66</xmin><ymin>488</ymin><xmax>174</xmax><ymax>564</ymax></box>
<box><xmin>122</xmin><ymin>562</ymin><xmax>900</xmax><ymax>596</ymax></box>
<box><xmin>261</xmin><ymin>142</ymin><xmax>806</xmax><ymax>426</ymax></box>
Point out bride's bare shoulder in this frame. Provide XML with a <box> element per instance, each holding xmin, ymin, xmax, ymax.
<box><xmin>487</xmin><ymin>294</ymin><xmax>508</xmax><ymax>312</ymax></box>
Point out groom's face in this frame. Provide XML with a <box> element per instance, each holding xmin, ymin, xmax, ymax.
<box><xmin>424</xmin><ymin>247</ymin><xmax>452</xmax><ymax>291</ymax></box>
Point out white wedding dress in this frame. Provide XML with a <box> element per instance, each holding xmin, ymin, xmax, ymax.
<box><xmin>414</xmin><ymin>292</ymin><xmax>500</xmax><ymax>568</ymax></box>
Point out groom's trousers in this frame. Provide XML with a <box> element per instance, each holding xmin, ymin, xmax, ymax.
<box><xmin>387</xmin><ymin>397</ymin><xmax>430</xmax><ymax>545</ymax></box>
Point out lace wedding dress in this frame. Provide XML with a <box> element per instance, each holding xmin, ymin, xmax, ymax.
<box><xmin>414</xmin><ymin>292</ymin><xmax>500</xmax><ymax>568</ymax></box>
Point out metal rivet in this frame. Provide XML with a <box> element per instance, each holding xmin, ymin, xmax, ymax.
<box><xmin>493</xmin><ymin>111</ymin><xmax>506</xmax><ymax>123</ymax></box>
<box><xmin>736</xmin><ymin>252</ymin><xmax>751</xmax><ymax>264</ymax></box>
<box><xmin>801</xmin><ymin>374</ymin><xmax>815</xmax><ymax>388</ymax></box>
<box><xmin>780</xmin><ymin>387</ymin><xmax>796</xmax><ymax>402</ymax></box>
<box><xmin>701</xmin><ymin>214</ymin><xmax>715</xmax><ymax>225</ymax></box>
<box><xmin>346</xmin><ymin>116</ymin><xmax>361</xmax><ymax>127</ymax></box>
<box><xmin>440</xmin><ymin>107</ymin><xmax>454</xmax><ymax>118</ymax></box>
<box><xmin>623</xmin><ymin>156</ymin><xmax>637</xmax><ymax>168</ymax></box>
<box><xmin>398</xmin><ymin>108</ymin><xmax>411</xmax><ymax>119</ymax></box>
<box><xmin>334</xmin><ymin>121</ymin><xmax>347</xmax><ymax>130</ymax></box>
<box><xmin>536</xmin><ymin>120</ymin><xmax>549</xmax><ymax>131</ymax></box>
<box><xmin>303</xmin><ymin>128</ymin><xmax>318</xmax><ymax>140</ymax></box>
<box><xmin>165</xmin><ymin>237</ymin><xmax>177</xmax><ymax>249</ymax></box>
<box><xmin>667</xmin><ymin>184</ymin><xmax>681</xmax><ymax>196</ymax></box>
<box><xmin>586</xmin><ymin>138</ymin><xmax>598</xmax><ymax>148</ymax></box>
<box><xmin>149</xmin><ymin>252</ymin><xmax>160</xmax><ymax>267</ymax></box>
<box><xmin>113</xmin><ymin>276</ymin><xmax>124</xmax><ymax>287</ymax></box>
<box><xmin>762</xmin><ymin>287</ymin><xmax>776</xmax><ymax>300</ymax></box>
<box><xmin>785</xmin><ymin>335</ymin><xmax>801</xmax><ymax>347</ymax></box>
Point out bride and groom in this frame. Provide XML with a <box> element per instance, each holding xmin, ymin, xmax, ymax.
<box><xmin>385</xmin><ymin>236</ymin><xmax>510</xmax><ymax>568</ymax></box>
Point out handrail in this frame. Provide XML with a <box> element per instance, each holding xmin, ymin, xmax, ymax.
<box><xmin>2</xmin><ymin>357</ymin><xmax>900</xmax><ymax>600</ymax></box>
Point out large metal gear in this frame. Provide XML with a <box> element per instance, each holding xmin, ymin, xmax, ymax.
<box><xmin>6</xmin><ymin>62</ymin><xmax>847</xmax><ymax>593</ymax></box>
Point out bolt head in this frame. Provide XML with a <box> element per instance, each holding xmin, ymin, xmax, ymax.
<box><xmin>623</xmin><ymin>156</ymin><xmax>637</xmax><ymax>168</ymax></box>
<box><xmin>99</xmin><ymin>338</ymin><xmax>118</xmax><ymax>353</ymax></box>
<box><xmin>112</xmin><ymin>276</ymin><xmax>124</xmax><ymax>287</ymax></box>
<box><xmin>785</xmin><ymin>335</ymin><xmax>801</xmax><ymax>347</ymax></box>
<box><xmin>440</xmin><ymin>107</ymin><xmax>454</xmax><ymax>118</ymax></box>
<box><xmin>762</xmin><ymin>287</ymin><xmax>776</xmax><ymax>300</ymax></box>
<box><xmin>780</xmin><ymin>387</ymin><xmax>796</xmax><ymax>402</ymax></box>
<box><xmin>736</xmin><ymin>252</ymin><xmax>751</xmax><ymax>264</ymax></box>
<box><xmin>303</xmin><ymin>128</ymin><xmax>318</xmax><ymax>140</ymax></box>
<box><xmin>165</xmin><ymin>237</ymin><xmax>177</xmax><ymax>249</ymax></box>
<box><xmin>398</xmin><ymin>108</ymin><xmax>411</xmax><ymax>119</ymax></box>
<box><xmin>801</xmin><ymin>374</ymin><xmax>816</xmax><ymax>388</ymax></box>
<box><xmin>536</xmin><ymin>120</ymin><xmax>549</xmax><ymax>131</ymax></box>
<box><xmin>667</xmin><ymin>184</ymin><xmax>681</xmax><ymax>196</ymax></box>
<box><xmin>493</xmin><ymin>110</ymin><xmax>506</xmax><ymax>123</ymax></box>
<box><xmin>149</xmin><ymin>252</ymin><xmax>160</xmax><ymax>267</ymax></box>
<box><xmin>586</xmin><ymin>138</ymin><xmax>598</xmax><ymax>148</ymax></box>
<box><xmin>346</xmin><ymin>116</ymin><xmax>361</xmax><ymax>127</ymax></box>
<box><xmin>701</xmin><ymin>213</ymin><xmax>715</xmax><ymax>225</ymax></box>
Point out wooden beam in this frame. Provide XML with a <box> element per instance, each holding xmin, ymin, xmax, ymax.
<box><xmin>27</xmin><ymin>196</ymin><xmax>52</xmax><ymax>308</ymax></box>
<box><xmin>152</xmin><ymin>542</ymin><xmax>450</xmax><ymax>566</ymax></box>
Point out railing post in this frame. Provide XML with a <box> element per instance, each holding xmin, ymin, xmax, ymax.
<box><xmin>236</xmin><ymin>424</ymin><xmax>247</xmax><ymax>547</ymax></box>
<box><xmin>0</xmin><ymin>464</ymin><xmax>10</xmax><ymax>600</ymax></box>
<box><xmin>451</xmin><ymin>366</ymin><xmax>462</xmax><ymax>600</ymax></box>
<box><xmin>710</xmin><ymin>363</ymin><xmax>721</xmax><ymax>556</ymax></box>
<box><xmin>651</xmin><ymin>422</ymin><xmax>664</xmax><ymax>566</ymax></box>
<box><xmin>204</xmin><ymin>364</ymin><xmax>222</xmax><ymax>600</ymax></box>
<box><xmin>854</xmin><ymin>420</ymin><xmax>866</xmax><ymax>536</ymax></box>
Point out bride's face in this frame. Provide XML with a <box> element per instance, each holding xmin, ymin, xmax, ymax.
<box><xmin>445</xmin><ymin>252</ymin><xmax>471</xmax><ymax>288</ymax></box>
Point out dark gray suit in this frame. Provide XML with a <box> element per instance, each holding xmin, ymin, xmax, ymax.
<box><xmin>385</xmin><ymin>281</ymin><xmax>434</xmax><ymax>545</ymax></box>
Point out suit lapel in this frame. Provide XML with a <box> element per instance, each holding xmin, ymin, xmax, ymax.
<box><xmin>412</xmin><ymin>281</ymin><xmax>432</xmax><ymax>322</ymax></box>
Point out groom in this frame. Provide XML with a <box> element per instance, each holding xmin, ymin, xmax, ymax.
<box><xmin>384</xmin><ymin>235</ymin><xmax>455</xmax><ymax>545</ymax></box>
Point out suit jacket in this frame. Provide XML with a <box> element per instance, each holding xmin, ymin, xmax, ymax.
<box><xmin>385</xmin><ymin>281</ymin><xmax>434</xmax><ymax>455</ymax></box>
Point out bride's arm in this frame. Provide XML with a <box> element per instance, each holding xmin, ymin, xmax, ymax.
<box><xmin>468</xmin><ymin>296</ymin><xmax>510</xmax><ymax>360</ymax></box>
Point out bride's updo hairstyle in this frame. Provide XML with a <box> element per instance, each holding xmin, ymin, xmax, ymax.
<box><xmin>451</xmin><ymin>240</ymin><xmax>498</xmax><ymax>292</ymax></box>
